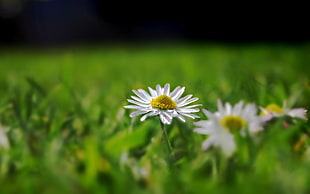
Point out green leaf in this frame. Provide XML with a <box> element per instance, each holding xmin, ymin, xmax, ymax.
<box><xmin>104</xmin><ymin>121</ymin><xmax>151</xmax><ymax>157</ymax></box>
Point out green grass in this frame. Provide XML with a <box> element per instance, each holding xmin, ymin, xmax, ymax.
<box><xmin>0</xmin><ymin>43</ymin><xmax>309</xmax><ymax>193</ymax></box>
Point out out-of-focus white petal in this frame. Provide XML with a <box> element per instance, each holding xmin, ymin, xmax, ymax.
<box><xmin>261</xmin><ymin>103</ymin><xmax>307</xmax><ymax>121</ymax></box>
<box><xmin>194</xmin><ymin>120</ymin><xmax>210</xmax><ymax>128</ymax></box>
<box><xmin>225</xmin><ymin>102</ymin><xmax>232</xmax><ymax>115</ymax></box>
<box><xmin>220</xmin><ymin>133</ymin><xmax>236</xmax><ymax>156</ymax></box>
<box><xmin>217</xmin><ymin>99</ymin><xmax>225</xmax><ymax>115</ymax></box>
<box><xmin>0</xmin><ymin>127</ymin><xmax>9</xmax><ymax>149</ymax></box>
<box><xmin>194</xmin><ymin>127</ymin><xmax>212</xmax><ymax>135</ymax></box>
<box><xmin>232</xmin><ymin>101</ymin><xmax>244</xmax><ymax>115</ymax></box>
<box><xmin>242</xmin><ymin>104</ymin><xmax>256</xmax><ymax>117</ymax></box>
<box><xmin>202</xmin><ymin>137</ymin><xmax>215</xmax><ymax>150</ymax></box>
<box><xmin>286</xmin><ymin>108</ymin><xmax>307</xmax><ymax>120</ymax></box>
<box><xmin>202</xmin><ymin>109</ymin><xmax>217</xmax><ymax>121</ymax></box>
<box><xmin>249</xmin><ymin>121</ymin><xmax>264</xmax><ymax>133</ymax></box>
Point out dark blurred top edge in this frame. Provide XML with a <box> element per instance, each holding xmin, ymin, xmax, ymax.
<box><xmin>0</xmin><ymin>0</ymin><xmax>309</xmax><ymax>47</ymax></box>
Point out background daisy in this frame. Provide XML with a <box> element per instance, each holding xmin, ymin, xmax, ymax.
<box><xmin>194</xmin><ymin>100</ymin><xmax>263</xmax><ymax>156</ymax></box>
<box><xmin>260</xmin><ymin>103</ymin><xmax>307</xmax><ymax>121</ymax></box>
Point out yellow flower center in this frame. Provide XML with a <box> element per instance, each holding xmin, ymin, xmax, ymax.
<box><xmin>261</xmin><ymin>104</ymin><xmax>284</xmax><ymax>115</ymax></box>
<box><xmin>220</xmin><ymin>115</ymin><xmax>247</xmax><ymax>132</ymax></box>
<box><xmin>150</xmin><ymin>95</ymin><xmax>177</xmax><ymax>110</ymax></box>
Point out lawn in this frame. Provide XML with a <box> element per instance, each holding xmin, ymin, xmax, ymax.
<box><xmin>0</xmin><ymin>43</ymin><xmax>309</xmax><ymax>193</ymax></box>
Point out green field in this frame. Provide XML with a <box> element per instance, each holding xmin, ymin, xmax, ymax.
<box><xmin>0</xmin><ymin>43</ymin><xmax>309</xmax><ymax>193</ymax></box>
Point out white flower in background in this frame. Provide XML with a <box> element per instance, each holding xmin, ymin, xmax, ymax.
<box><xmin>0</xmin><ymin>126</ymin><xmax>10</xmax><ymax>149</ymax></box>
<box><xmin>124</xmin><ymin>83</ymin><xmax>201</xmax><ymax>124</ymax></box>
<box><xmin>194</xmin><ymin>100</ymin><xmax>263</xmax><ymax>156</ymax></box>
<box><xmin>260</xmin><ymin>103</ymin><xmax>307</xmax><ymax>121</ymax></box>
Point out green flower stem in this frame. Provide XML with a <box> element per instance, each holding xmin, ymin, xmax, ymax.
<box><xmin>160</xmin><ymin>120</ymin><xmax>174</xmax><ymax>156</ymax></box>
<box><xmin>212</xmin><ymin>157</ymin><xmax>218</xmax><ymax>179</ymax></box>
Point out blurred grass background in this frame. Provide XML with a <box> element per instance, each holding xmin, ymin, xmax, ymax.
<box><xmin>0</xmin><ymin>43</ymin><xmax>309</xmax><ymax>193</ymax></box>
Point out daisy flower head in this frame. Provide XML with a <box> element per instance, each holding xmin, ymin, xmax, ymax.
<box><xmin>124</xmin><ymin>83</ymin><xmax>201</xmax><ymax>125</ymax></box>
<box><xmin>194</xmin><ymin>100</ymin><xmax>263</xmax><ymax>156</ymax></box>
<box><xmin>260</xmin><ymin>102</ymin><xmax>307</xmax><ymax>121</ymax></box>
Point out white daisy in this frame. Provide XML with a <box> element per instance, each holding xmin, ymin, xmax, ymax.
<box><xmin>260</xmin><ymin>103</ymin><xmax>307</xmax><ymax>121</ymax></box>
<box><xmin>194</xmin><ymin>100</ymin><xmax>263</xmax><ymax>156</ymax></box>
<box><xmin>124</xmin><ymin>83</ymin><xmax>201</xmax><ymax>124</ymax></box>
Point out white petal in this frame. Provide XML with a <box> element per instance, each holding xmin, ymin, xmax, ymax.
<box><xmin>242</xmin><ymin>104</ymin><xmax>257</xmax><ymax>118</ymax></box>
<box><xmin>160</xmin><ymin>114</ymin><xmax>171</xmax><ymax>124</ymax></box>
<box><xmin>127</xmin><ymin>99</ymin><xmax>149</xmax><ymax>107</ymax></box>
<box><xmin>132</xmin><ymin>90</ymin><xmax>149</xmax><ymax>102</ymax></box>
<box><xmin>232</xmin><ymin>101</ymin><xmax>244</xmax><ymax>115</ymax></box>
<box><xmin>170</xmin><ymin>109</ymin><xmax>179</xmax><ymax>117</ymax></box>
<box><xmin>130</xmin><ymin>110</ymin><xmax>150</xmax><ymax>117</ymax></box>
<box><xmin>249</xmin><ymin>121</ymin><xmax>264</xmax><ymax>133</ymax></box>
<box><xmin>131</xmin><ymin>95</ymin><xmax>149</xmax><ymax>103</ymax></box>
<box><xmin>194</xmin><ymin>128</ymin><xmax>212</xmax><ymax>135</ymax></box>
<box><xmin>148</xmin><ymin>87</ymin><xmax>158</xmax><ymax>97</ymax></box>
<box><xmin>286</xmin><ymin>108</ymin><xmax>307</xmax><ymax>119</ymax></box>
<box><xmin>171</xmin><ymin>87</ymin><xmax>185</xmax><ymax>101</ymax></box>
<box><xmin>162</xmin><ymin>111</ymin><xmax>173</xmax><ymax>120</ymax></box>
<box><xmin>202</xmin><ymin>109</ymin><xmax>217</xmax><ymax>120</ymax></box>
<box><xmin>163</xmin><ymin>83</ymin><xmax>170</xmax><ymax>95</ymax></box>
<box><xmin>194</xmin><ymin>120</ymin><xmax>209</xmax><ymax>128</ymax></box>
<box><xmin>159</xmin><ymin>114</ymin><xmax>166</xmax><ymax>124</ymax></box>
<box><xmin>176</xmin><ymin>115</ymin><xmax>186</xmax><ymax>122</ymax></box>
<box><xmin>175</xmin><ymin>94</ymin><xmax>193</xmax><ymax>104</ymax></box>
<box><xmin>225</xmin><ymin>102</ymin><xmax>232</xmax><ymax>115</ymax></box>
<box><xmin>202</xmin><ymin>137</ymin><xmax>215</xmax><ymax>150</ymax></box>
<box><xmin>141</xmin><ymin>111</ymin><xmax>158</xmax><ymax>121</ymax></box>
<box><xmin>259</xmin><ymin>106</ymin><xmax>269</xmax><ymax>115</ymax></box>
<box><xmin>178</xmin><ymin>97</ymin><xmax>199</xmax><ymax>107</ymax></box>
<box><xmin>181</xmin><ymin>113</ymin><xmax>200</xmax><ymax>119</ymax></box>
<box><xmin>124</xmin><ymin>105</ymin><xmax>145</xmax><ymax>109</ymax></box>
<box><xmin>170</xmin><ymin>86</ymin><xmax>181</xmax><ymax>99</ymax></box>
<box><xmin>138</xmin><ymin>89</ymin><xmax>152</xmax><ymax>101</ymax></box>
<box><xmin>221</xmin><ymin>134</ymin><xmax>236</xmax><ymax>156</ymax></box>
<box><xmin>0</xmin><ymin>127</ymin><xmax>9</xmax><ymax>133</ymax></box>
<box><xmin>182</xmin><ymin>104</ymin><xmax>202</xmax><ymax>109</ymax></box>
<box><xmin>156</xmin><ymin>84</ymin><xmax>163</xmax><ymax>95</ymax></box>
<box><xmin>177</xmin><ymin>108</ymin><xmax>200</xmax><ymax>113</ymax></box>
<box><xmin>217</xmin><ymin>99</ymin><xmax>225</xmax><ymax>115</ymax></box>
<box><xmin>0</xmin><ymin>135</ymin><xmax>9</xmax><ymax>149</ymax></box>
<box><xmin>261</xmin><ymin>114</ymin><xmax>273</xmax><ymax>122</ymax></box>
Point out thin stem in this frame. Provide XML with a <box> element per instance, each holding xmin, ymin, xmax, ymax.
<box><xmin>211</xmin><ymin>157</ymin><xmax>218</xmax><ymax>180</ymax></box>
<box><xmin>160</xmin><ymin>119</ymin><xmax>174</xmax><ymax>156</ymax></box>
